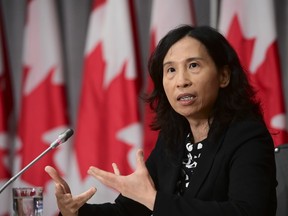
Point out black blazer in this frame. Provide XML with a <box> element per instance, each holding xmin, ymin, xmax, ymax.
<box><xmin>79</xmin><ymin>119</ymin><xmax>277</xmax><ymax>216</ymax></box>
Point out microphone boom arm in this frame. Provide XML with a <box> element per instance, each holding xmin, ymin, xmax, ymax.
<box><xmin>0</xmin><ymin>128</ymin><xmax>74</xmax><ymax>194</ymax></box>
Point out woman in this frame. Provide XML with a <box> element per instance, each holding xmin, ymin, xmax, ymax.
<box><xmin>46</xmin><ymin>25</ymin><xmax>277</xmax><ymax>216</ymax></box>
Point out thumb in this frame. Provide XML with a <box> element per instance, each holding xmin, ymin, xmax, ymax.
<box><xmin>136</xmin><ymin>149</ymin><xmax>145</xmax><ymax>169</ymax></box>
<box><xmin>75</xmin><ymin>187</ymin><xmax>97</xmax><ymax>207</ymax></box>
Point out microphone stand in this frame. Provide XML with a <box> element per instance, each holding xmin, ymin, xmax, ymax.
<box><xmin>0</xmin><ymin>129</ymin><xmax>73</xmax><ymax>194</ymax></box>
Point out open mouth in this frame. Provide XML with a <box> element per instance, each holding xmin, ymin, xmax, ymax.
<box><xmin>177</xmin><ymin>94</ymin><xmax>195</xmax><ymax>101</ymax></box>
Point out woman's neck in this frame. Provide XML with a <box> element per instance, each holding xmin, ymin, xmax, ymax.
<box><xmin>189</xmin><ymin>119</ymin><xmax>210</xmax><ymax>143</ymax></box>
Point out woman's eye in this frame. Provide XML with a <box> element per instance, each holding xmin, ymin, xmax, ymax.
<box><xmin>167</xmin><ymin>67</ymin><xmax>175</xmax><ymax>73</ymax></box>
<box><xmin>189</xmin><ymin>62</ymin><xmax>198</xmax><ymax>68</ymax></box>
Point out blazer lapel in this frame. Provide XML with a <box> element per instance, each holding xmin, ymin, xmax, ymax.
<box><xmin>186</xmin><ymin>135</ymin><xmax>225</xmax><ymax>197</ymax></box>
<box><xmin>160</xmin><ymin>146</ymin><xmax>184</xmax><ymax>194</ymax></box>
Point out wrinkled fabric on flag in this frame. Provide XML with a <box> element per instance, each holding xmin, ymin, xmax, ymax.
<box><xmin>73</xmin><ymin>0</ymin><xmax>142</xmax><ymax>203</ymax></box>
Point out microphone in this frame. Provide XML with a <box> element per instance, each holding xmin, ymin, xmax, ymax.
<box><xmin>0</xmin><ymin>128</ymin><xmax>74</xmax><ymax>194</ymax></box>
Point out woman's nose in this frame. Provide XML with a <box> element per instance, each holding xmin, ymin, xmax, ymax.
<box><xmin>176</xmin><ymin>72</ymin><xmax>192</xmax><ymax>88</ymax></box>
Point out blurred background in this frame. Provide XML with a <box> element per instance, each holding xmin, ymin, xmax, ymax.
<box><xmin>0</xmin><ymin>0</ymin><xmax>287</xmax><ymax>215</ymax></box>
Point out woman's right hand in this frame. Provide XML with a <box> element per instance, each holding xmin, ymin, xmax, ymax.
<box><xmin>45</xmin><ymin>166</ymin><xmax>96</xmax><ymax>216</ymax></box>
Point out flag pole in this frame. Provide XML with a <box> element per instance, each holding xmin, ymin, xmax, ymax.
<box><xmin>210</xmin><ymin>0</ymin><xmax>219</xmax><ymax>28</ymax></box>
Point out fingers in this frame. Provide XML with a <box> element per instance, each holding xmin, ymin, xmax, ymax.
<box><xmin>88</xmin><ymin>167</ymin><xmax>118</xmax><ymax>189</ymax></box>
<box><xmin>56</xmin><ymin>185</ymin><xmax>96</xmax><ymax>215</ymax></box>
<box><xmin>88</xmin><ymin>167</ymin><xmax>109</xmax><ymax>180</ymax></box>
<box><xmin>45</xmin><ymin>166</ymin><xmax>71</xmax><ymax>193</ymax></box>
<box><xmin>55</xmin><ymin>183</ymin><xmax>65</xmax><ymax>194</ymax></box>
<box><xmin>75</xmin><ymin>187</ymin><xmax>97</xmax><ymax>206</ymax></box>
<box><xmin>45</xmin><ymin>166</ymin><xmax>62</xmax><ymax>183</ymax></box>
<box><xmin>112</xmin><ymin>163</ymin><xmax>121</xmax><ymax>175</ymax></box>
<box><xmin>45</xmin><ymin>166</ymin><xmax>97</xmax><ymax>215</ymax></box>
<box><xmin>136</xmin><ymin>149</ymin><xmax>145</xmax><ymax>169</ymax></box>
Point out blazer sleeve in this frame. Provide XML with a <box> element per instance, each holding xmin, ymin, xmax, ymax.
<box><xmin>78</xmin><ymin>196</ymin><xmax>151</xmax><ymax>216</ymax></box>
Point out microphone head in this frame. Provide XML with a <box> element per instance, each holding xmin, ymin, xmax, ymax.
<box><xmin>50</xmin><ymin>129</ymin><xmax>74</xmax><ymax>149</ymax></box>
<box><xmin>61</xmin><ymin>128</ymin><xmax>74</xmax><ymax>142</ymax></box>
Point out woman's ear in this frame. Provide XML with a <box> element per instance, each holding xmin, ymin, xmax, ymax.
<box><xmin>219</xmin><ymin>66</ymin><xmax>231</xmax><ymax>88</ymax></box>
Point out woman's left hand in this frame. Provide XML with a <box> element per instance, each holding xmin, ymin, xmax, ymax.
<box><xmin>87</xmin><ymin>149</ymin><xmax>156</xmax><ymax>210</ymax></box>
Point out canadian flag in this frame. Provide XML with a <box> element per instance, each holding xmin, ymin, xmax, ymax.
<box><xmin>218</xmin><ymin>0</ymin><xmax>288</xmax><ymax>147</ymax></box>
<box><xmin>143</xmin><ymin>0</ymin><xmax>195</xmax><ymax>156</ymax></box>
<box><xmin>0</xmin><ymin>11</ymin><xmax>13</xmax><ymax>216</ymax></box>
<box><xmin>74</xmin><ymin>0</ymin><xmax>141</xmax><ymax>202</ymax></box>
<box><xmin>17</xmin><ymin>0</ymin><xmax>70</xmax><ymax>215</ymax></box>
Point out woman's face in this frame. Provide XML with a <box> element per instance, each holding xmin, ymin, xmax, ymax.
<box><xmin>162</xmin><ymin>36</ymin><xmax>230</xmax><ymax>122</ymax></box>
